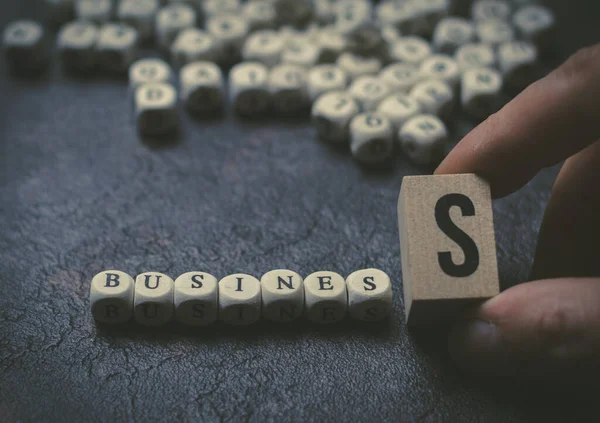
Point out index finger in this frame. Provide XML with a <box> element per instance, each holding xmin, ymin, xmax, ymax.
<box><xmin>435</xmin><ymin>44</ymin><xmax>600</xmax><ymax>198</ymax></box>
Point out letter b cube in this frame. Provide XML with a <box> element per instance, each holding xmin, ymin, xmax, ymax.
<box><xmin>397</xmin><ymin>174</ymin><xmax>499</xmax><ymax>327</ymax></box>
<box><xmin>90</xmin><ymin>270</ymin><xmax>135</xmax><ymax>324</ymax></box>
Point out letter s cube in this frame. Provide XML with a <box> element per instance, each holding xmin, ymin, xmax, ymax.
<box><xmin>90</xmin><ymin>270</ymin><xmax>134</xmax><ymax>324</ymax></box>
<box><xmin>397</xmin><ymin>174</ymin><xmax>499</xmax><ymax>327</ymax></box>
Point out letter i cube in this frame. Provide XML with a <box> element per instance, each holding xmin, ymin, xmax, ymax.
<box><xmin>90</xmin><ymin>270</ymin><xmax>135</xmax><ymax>324</ymax></box>
<box><xmin>397</xmin><ymin>174</ymin><xmax>499</xmax><ymax>327</ymax></box>
<box><xmin>219</xmin><ymin>274</ymin><xmax>262</xmax><ymax>326</ymax></box>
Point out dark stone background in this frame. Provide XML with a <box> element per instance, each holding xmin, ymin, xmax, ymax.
<box><xmin>1</xmin><ymin>1</ymin><xmax>599</xmax><ymax>422</ymax></box>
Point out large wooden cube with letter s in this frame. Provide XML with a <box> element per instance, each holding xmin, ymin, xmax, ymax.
<box><xmin>398</xmin><ymin>174</ymin><xmax>500</xmax><ymax>327</ymax></box>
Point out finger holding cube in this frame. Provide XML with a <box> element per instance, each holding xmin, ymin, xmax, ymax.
<box><xmin>398</xmin><ymin>174</ymin><xmax>499</xmax><ymax>326</ymax></box>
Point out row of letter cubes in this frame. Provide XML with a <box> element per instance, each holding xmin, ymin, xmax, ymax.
<box><xmin>90</xmin><ymin>268</ymin><xmax>393</xmax><ymax>326</ymax></box>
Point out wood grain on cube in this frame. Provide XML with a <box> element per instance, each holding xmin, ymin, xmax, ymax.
<box><xmin>398</xmin><ymin>174</ymin><xmax>499</xmax><ymax>327</ymax></box>
<box><xmin>260</xmin><ymin>269</ymin><xmax>304</xmax><ymax>322</ymax></box>
<box><xmin>90</xmin><ymin>270</ymin><xmax>135</xmax><ymax>324</ymax></box>
<box><xmin>174</xmin><ymin>271</ymin><xmax>219</xmax><ymax>326</ymax></box>
<box><xmin>134</xmin><ymin>271</ymin><xmax>175</xmax><ymax>326</ymax></box>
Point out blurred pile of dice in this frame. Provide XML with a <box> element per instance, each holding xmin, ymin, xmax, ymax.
<box><xmin>2</xmin><ymin>0</ymin><xmax>555</xmax><ymax>166</ymax></box>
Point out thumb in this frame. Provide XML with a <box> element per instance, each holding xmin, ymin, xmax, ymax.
<box><xmin>448</xmin><ymin>278</ymin><xmax>600</xmax><ymax>381</ymax></box>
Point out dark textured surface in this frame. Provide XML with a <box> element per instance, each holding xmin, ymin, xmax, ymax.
<box><xmin>2</xmin><ymin>1</ymin><xmax>600</xmax><ymax>422</ymax></box>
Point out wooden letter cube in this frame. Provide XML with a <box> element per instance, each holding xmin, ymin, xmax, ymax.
<box><xmin>219</xmin><ymin>273</ymin><xmax>261</xmax><ymax>326</ymax></box>
<box><xmin>461</xmin><ymin>67</ymin><xmax>503</xmax><ymax>120</ymax></box>
<box><xmin>350</xmin><ymin>113</ymin><xmax>395</xmax><ymax>165</ymax></box>
<box><xmin>57</xmin><ymin>21</ymin><xmax>99</xmax><ymax>73</ymax></box>
<box><xmin>117</xmin><ymin>0</ymin><xmax>159</xmax><ymax>42</ymax></box>
<box><xmin>397</xmin><ymin>174</ymin><xmax>499</xmax><ymax>327</ymax></box>
<box><xmin>348</xmin><ymin>75</ymin><xmax>390</xmax><ymax>113</ymax></box>
<box><xmin>129</xmin><ymin>58</ymin><xmax>173</xmax><ymax>92</ymax></box>
<box><xmin>260</xmin><ymin>269</ymin><xmax>304</xmax><ymax>322</ymax></box>
<box><xmin>90</xmin><ymin>270</ymin><xmax>134</xmax><ymax>324</ymax></box>
<box><xmin>174</xmin><ymin>271</ymin><xmax>219</xmax><ymax>326</ymax></box>
<box><xmin>312</xmin><ymin>91</ymin><xmax>360</xmax><ymax>144</ymax></box>
<box><xmin>171</xmin><ymin>28</ymin><xmax>217</xmax><ymax>69</ymax></box>
<box><xmin>134</xmin><ymin>272</ymin><xmax>175</xmax><ymax>326</ymax></box>
<box><xmin>155</xmin><ymin>4</ymin><xmax>197</xmax><ymax>51</ymax></box>
<box><xmin>2</xmin><ymin>20</ymin><xmax>48</xmax><ymax>74</ymax></box>
<box><xmin>75</xmin><ymin>0</ymin><xmax>112</xmax><ymax>24</ymax></box>
<box><xmin>346</xmin><ymin>269</ymin><xmax>393</xmax><ymax>322</ymax></box>
<box><xmin>304</xmin><ymin>271</ymin><xmax>347</xmax><ymax>323</ymax></box>
<box><xmin>409</xmin><ymin>79</ymin><xmax>455</xmax><ymax>122</ymax></box>
<box><xmin>96</xmin><ymin>23</ymin><xmax>139</xmax><ymax>74</ymax></box>
<box><xmin>135</xmin><ymin>82</ymin><xmax>179</xmax><ymax>136</ymax></box>
<box><xmin>268</xmin><ymin>64</ymin><xmax>309</xmax><ymax>116</ymax></box>
<box><xmin>180</xmin><ymin>61</ymin><xmax>224</xmax><ymax>116</ymax></box>
<box><xmin>242</xmin><ymin>30</ymin><xmax>284</xmax><ymax>68</ymax></box>
<box><xmin>379</xmin><ymin>63</ymin><xmax>421</xmax><ymax>95</ymax></box>
<box><xmin>398</xmin><ymin>114</ymin><xmax>448</xmax><ymax>165</ymax></box>
<box><xmin>229</xmin><ymin>61</ymin><xmax>271</xmax><ymax>117</ymax></box>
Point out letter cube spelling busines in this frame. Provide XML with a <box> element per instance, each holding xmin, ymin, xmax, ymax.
<box><xmin>304</xmin><ymin>271</ymin><xmax>347</xmax><ymax>323</ymax></box>
<box><xmin>260</xmin><ymin>269</ymin><xmax>304</xmax><ymax>322</ymax></box>
<box><xmin>174</xmin><ymin>271</ymin><xmax>219</xmax><ymax>326</ymax></box>
<box><xmin>90</xmin><ymin>270</ymin><xmax>135</xmax><ymax>324</ymax></box>
<box><xmin>219</xmin><ymin>274</ymin><xmax>262</xmax><ymax>326</ymax></box>
<box><xmin>397</xmin><ymin>174</ymin><xmax>499</xmax><ymax>327</ymax></box>
<box><xmin>346</xmin><ymin>269</ymin><xmax>393</xmax><ymax>321</ymax></box>
<box><xmin>134</xmin><ymin>272</ymin><xmax>175</xmax><ymax>326</ymax></box>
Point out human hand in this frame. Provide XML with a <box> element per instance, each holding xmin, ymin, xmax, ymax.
<box><xmin>435</xmin><ymin>44</ymin><xmax>600</xmax><ymax>381</ymax></box>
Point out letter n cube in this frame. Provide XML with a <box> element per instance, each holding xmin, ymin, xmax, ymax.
<box><xmin>397</xmin><ymin>174</ymin><xmax>499</xmax><ymax>327</ymax></box>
